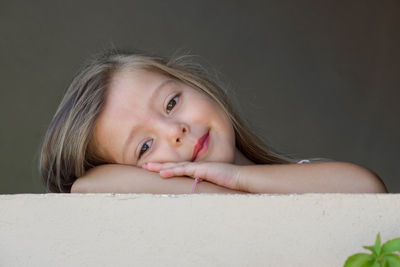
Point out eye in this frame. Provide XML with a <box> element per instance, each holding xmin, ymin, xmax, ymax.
<box><xmin>138</xmin><ymin>139</ymin><xmax>153</xmax><ymax>159</ymax></box>
<box><xmin>166</xmin><ymin>93</ymin><xmax>180</xmax><ymax>114</ymax></box>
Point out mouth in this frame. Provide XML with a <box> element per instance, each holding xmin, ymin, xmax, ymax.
<box><xmin>191</xmin><ymin>131</ymin><xmax>210</xmax><ymax>162</ymax></box>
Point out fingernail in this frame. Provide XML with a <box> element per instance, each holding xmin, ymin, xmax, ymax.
<box><xmin>141</xmin><ymin>163</ymin><xmax>147</xmax><ymax>169</ymax></box>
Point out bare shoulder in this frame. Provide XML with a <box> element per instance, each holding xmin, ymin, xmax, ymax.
<box><xmin>310</xmin><ymin>161</ymin><xmax>388</xmax><ymax>193</ymax></box>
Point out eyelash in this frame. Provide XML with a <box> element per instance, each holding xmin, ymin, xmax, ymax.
<box><xmin>138</xmin><ymin>93</ymin><xmax>181</xmax><ymax>159</ymax></box>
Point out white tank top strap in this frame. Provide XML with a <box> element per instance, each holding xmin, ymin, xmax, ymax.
<box><xmin>297</xmin><ymin>158</ymin><xmax>333</xmax><ymax>164</ymax></box>
<box><xmin>297</xmin><ymin>159</ymin><xmax>311</xmax><ymax>164</ymax></box>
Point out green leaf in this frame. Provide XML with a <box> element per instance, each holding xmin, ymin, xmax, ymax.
<box><xmin>383</xmin><ymin>254</ymin><xmax>400</xmax><ymax>267</ymax></box>
<box><xmin>382</xmin><ymin>238</ymin><xmax>400</xmax><ymax>254</ymax></box>
<box><xmin>374</xmin><ymin>233</ymin><xmax>382</xmax><ymax>256</ymax></box>
<box><xmin>383</xmin><ymin>257</ymin><xmax>389</xmax><ymax>267</ymax></box>
<box><xmin>344</xmin><ymin>253</ymin><xmax>376</xmax><ymax>267</ymax></box>
<box><xmin>364</xmin><ymin>246</ymin><xmax>378</xmax><ymax>257</ymax></box>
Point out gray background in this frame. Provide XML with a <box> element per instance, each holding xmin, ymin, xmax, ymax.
<box><xmin>1</xmin><ymin>0</ymin><xmax>398</xmax><ymax>193</ymax></box>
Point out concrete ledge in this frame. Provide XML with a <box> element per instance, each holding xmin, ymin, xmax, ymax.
<box><xmin>1</xmin><ymin>194</ymin><xmax>399</xmax><ymax>266</ymax></box>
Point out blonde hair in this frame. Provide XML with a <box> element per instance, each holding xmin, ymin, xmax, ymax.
<box><xmin>40</xmin><ymin>49</ymin><xmax>295</xmax><ymax>193</ymax></box>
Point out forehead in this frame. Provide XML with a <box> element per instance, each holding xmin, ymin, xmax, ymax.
<box><xmin>102</xmin><ymin>69</ymin><xmax>172</xmax><ymax>126</ymax></box>
<box><xmin>107</xmin><ymin>69</ymin><xmax>168</xmax><ymax>101</ymax></box>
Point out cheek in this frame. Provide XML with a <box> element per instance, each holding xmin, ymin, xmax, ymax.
<box><xmin>202</xmin><ymin>101</ymin><xmax>234</xmax><ymax>137</ymax></box>
<box><xmin>210</xmin><ymin>137</ymin><xmax>236</xmax><ymax>163</ymax></box>
<box><xmin>93</xmin><ymin>119</ymin><xmax>129</xmax><ymax>164</ymax></box>
<box><xmin>147</xmin><ymin>145</ymin><xmax>182</xmax><ymax>163</ymax></box>
<box><xmin>208</xmin><ymin>109</ymin><xmax>236</xmax><ymax>162</ymax></box>
<box><xmin>198</xmin><ymin>99</ymin><xmax>229</xmax><ymax>124</ymax></box>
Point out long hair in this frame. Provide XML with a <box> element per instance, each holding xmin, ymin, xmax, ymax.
<box><xmin>39</xmin><ymin>49</ymin><xmax>295</xmax><ymax>193</ymax></box>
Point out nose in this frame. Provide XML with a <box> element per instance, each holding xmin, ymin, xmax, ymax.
<box><xmin>164</xmin><ymin>121</ymin><xmax>189</xmax><ymax>145</ymax></box>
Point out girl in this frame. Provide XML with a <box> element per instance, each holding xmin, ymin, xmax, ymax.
<box><xmin>39</xmin><ymin>49</ymin><xmax>387</xmax><ymax>194</ymax></box>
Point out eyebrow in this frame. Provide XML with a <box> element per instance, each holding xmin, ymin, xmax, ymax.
<box><xmin>122</xmin><ymin>78</ymin><xmax>176</xmax><ymax>165</ymax></box>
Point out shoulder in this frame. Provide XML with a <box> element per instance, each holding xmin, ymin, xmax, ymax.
<box><xmin>310</xmin><ymin>161</ymin><xmax>387</xmax><ymax>193</ymax></box>
<box><xmin>341</xmin><ymin>162</ymin><xmax>387</xmax><ymax>192</ymax></box>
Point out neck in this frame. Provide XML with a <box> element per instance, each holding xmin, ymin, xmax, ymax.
<box><xmin>234</xmin><ymin>148</ymin><xmax>256</xmax><ymax>165</ymax></box>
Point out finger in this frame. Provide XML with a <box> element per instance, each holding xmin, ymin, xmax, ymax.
<box><xmin>160</xmin><ymin>165</ymin><xmax>208</xmax><ymax>180</ymax></box>
<box><xmin>142</xmin><ymin>162</ymin><xmax>162</xmax><ymax>171</ymax></box>
<box><xmin>158</xmin><ymin>169</ymin><xmax>176</xmax><ymax>177</ymax></box>
<box><xmin>144</xmin><ymin>161</ymin><xmax>190</xmax><ymax>171</ymax></box>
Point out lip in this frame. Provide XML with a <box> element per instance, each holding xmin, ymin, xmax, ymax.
<box><xmin>191</xmin><ymin>131</ymin><xmax>210</xmax><ymax>162</ymax></box>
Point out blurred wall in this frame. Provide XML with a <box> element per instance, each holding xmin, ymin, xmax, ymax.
<box><xmin>1</xmin><ymin>194</ymin><xmax>400</xmax><ymax>266</ymax></box>
<box><xmin>0</xmin><ymin>0</ymin><xmax>399</xmax><ymax>193</ymax></box>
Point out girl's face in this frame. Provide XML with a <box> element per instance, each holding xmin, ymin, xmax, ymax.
<box><xmin>93</xmin><ymin>69</ymin><xmax>238</xmax><ymax>167</ymax></box>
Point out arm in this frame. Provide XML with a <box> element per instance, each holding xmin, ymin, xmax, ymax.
<box><xmin>71</xmin><ymin>164</ymin><xmax>247</xmax><ymax>194</ymax></box>
<box><xmin>237</xmin><ymin>162</ymin><xmax>388</xmax><ymax>193</ymax></box>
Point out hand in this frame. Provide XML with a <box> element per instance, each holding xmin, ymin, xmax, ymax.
<box><xmin>141</xmin><ymin>161</ymin><xmax>243</xmax><ymax>191</ymax></box>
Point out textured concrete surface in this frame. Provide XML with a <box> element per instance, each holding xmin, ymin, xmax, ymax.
<box><xmin>1</xmin><ymin>193</ymin><xmax>399</xmax><ymax>266</ymax></box>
